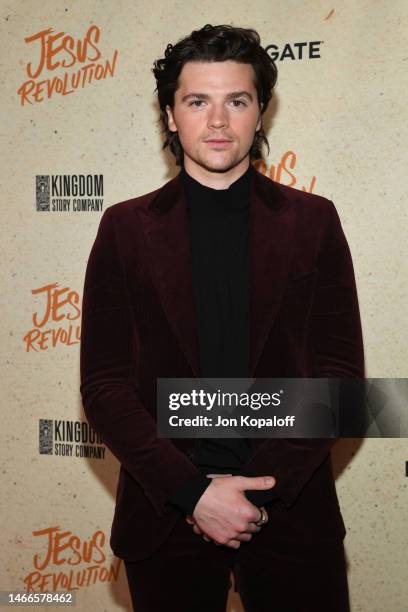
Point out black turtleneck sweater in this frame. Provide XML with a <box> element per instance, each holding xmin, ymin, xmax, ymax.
<box><xmin>167</xmin><ymin>163</ymin><xmax>278</xmax><ymax>515</ymax></box>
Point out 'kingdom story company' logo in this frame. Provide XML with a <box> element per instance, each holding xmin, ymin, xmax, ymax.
<box><xmin>36</xmin><ymin>174</ymin><xmax>104</xmax><ymax>212</ymax></box>
<box><xmin>39</xmin><ymin>419</ymin><xmax>105</xmax><ymax>459</ymax></box>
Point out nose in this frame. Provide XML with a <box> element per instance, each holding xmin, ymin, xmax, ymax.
<box><xmin>207</xmin><ymin>103</ymin><xmax>229</xmax><ymax>129</ymax></box>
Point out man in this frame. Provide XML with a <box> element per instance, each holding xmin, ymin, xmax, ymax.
<box><xmin>80</xmin><ymin>24</ymin><xmax>364</xmax><ymax>612</ymax></box>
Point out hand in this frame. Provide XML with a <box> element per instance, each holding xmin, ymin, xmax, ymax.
<box><xmin>187</xmin><ymin>473</ymin><xmax>275</xmax><ymax>549</ymax></box>
<box><xmin>186</xmin><ymin>504</ymin><xmax>269</xmax><ymax>544</ymax></box>
<box><xmin>185</xmin><ymin>514</ymin><xmax>211</xmax><ymax>539</ymax></box>
<box><xmin>185</xmin><ymin>474</ymin><xmax>232</xmax><ymax>543</ymax></box>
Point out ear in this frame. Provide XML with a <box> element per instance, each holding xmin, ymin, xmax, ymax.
<box><xmin>256</xmin><ymin>102</ymin><xmax>263</xmax><ymax>132</ymax></box>
<box><xmin>165</xmin><ymin>104</ymin><xmax>177</xmax><ymax>132</ymax></box>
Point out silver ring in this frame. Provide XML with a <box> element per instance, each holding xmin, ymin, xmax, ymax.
<box><xmin>255</xmin><ymin>506</ymin><xmax>268</xmax><ymax>526</ymax></box>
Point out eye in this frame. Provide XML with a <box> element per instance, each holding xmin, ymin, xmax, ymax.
<box><xmin>188</xmin><ymin>100</ymin><xmax>205</xmax><ymax>107</ymax></box>
<box><xmin>231</xmin><ymin>99</ymin><xmax>247</xmax><ymax>107</ymax></box>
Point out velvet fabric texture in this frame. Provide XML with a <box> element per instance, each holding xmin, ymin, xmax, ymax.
<box><xmin>79</xmin><ymin>166</ymin><xmax>365</xmax><ymax>562</ymax></box>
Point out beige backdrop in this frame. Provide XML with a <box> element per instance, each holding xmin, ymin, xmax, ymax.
<box><xmin>1</xmin><ymin>1</ymin><xmax>407</xmax><ymax>610</ymax></box>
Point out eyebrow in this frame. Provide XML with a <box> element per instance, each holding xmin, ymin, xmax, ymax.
<box><xmin>181</xmin><ymin>91</ymin><xmax>254</xmax><ymax>103</ymax></box>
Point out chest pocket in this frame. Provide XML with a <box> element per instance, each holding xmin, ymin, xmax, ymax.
<box><xmin>280</xmin><ymin>269</ymin><xmax>319</xmax><ymax>320</ymax></box>
<box><xmin>284</xmin><ymin>268</ymin><xmax>318</xmax><ymax>294</ymax></box>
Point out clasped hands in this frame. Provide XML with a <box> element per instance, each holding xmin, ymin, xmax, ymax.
<box><xmin>185</xmin><ymin>473</ymin><xmax>276</xmax><ymax>550</ymax></box>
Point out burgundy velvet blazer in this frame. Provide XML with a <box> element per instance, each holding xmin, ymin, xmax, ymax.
<box><xmin>79</xmin><ymin>166</ymin><xmax>364</xmax><ymax>562</ymax></box>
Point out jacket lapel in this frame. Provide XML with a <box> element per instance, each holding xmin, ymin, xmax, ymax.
<box><xmin>137</xmin><ymin>166</ymin><xmax>294</xmax><ymax>378</ymax></box>
<box><xmin>248</xmin><ymin>168</ymin><xmax>294</xmax><ymax>376</ymax></box>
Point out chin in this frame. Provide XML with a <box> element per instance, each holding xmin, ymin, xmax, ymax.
<box><xmin>196</xmin><ymin>155</ymin><xmax>242</xmax><ymax>174</ymax></box>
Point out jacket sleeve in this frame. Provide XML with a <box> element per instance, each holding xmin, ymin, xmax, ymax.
<box><xmin>169</xmin><ymin>473</ymin><xmax>279</xmax><ymax>514</ymax></box>
<box><xmin>242</xmin><ymin>199</ymin><xmax>365</xmax><ymax>509</ymax></box>
<box><xmin>79</xmin><ymin>206</ymin><xmax>200</xmax><ymax>517</ymax></box>
<box><xmin>168</xmin><ymin>472</ymin><xmax>213</xmax><ymax>515</ymax></box>
<box><xmin>244</xmin><ymin>487</ymin><xmax>279</xmax><ymax>507</ymax></box>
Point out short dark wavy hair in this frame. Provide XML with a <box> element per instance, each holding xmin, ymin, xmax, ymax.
<box><xmin>152</xmin><ymin>24</ymin><xmax>278</xmax><ymax>166</ymax></box>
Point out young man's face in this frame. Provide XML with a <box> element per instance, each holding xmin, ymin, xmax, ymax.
<box><xmin>165</xmin><ymin>60</ymin><xmax>262</xmax><ymax>183</ymax></box>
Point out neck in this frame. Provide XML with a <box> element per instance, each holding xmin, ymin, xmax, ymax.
<box><xmin>182</xmin><ymin>157</ymin><xmax>251</xmax><ymax>190</ymax></box>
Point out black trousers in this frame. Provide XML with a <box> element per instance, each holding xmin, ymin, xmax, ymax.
<box><xmin>123</xmin><ymin>513</ymin><xmax>350</xmax><ymax>612</ymax></box>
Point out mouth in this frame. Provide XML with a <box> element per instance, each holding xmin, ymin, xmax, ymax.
<box><xmin>203</xmin><ymin>139</ymin><xmax>233</xmax><ymax>148</ymax></box>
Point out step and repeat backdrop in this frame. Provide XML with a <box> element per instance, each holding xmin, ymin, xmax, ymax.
<box><xmin>1</xmin><ymin>1</ymin><xmax>407</xmax><ymax>610</ymax></box>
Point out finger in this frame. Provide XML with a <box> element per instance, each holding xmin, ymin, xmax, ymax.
<box><xmin>226</xmin><ymin>539</ymin><xmax>241</xmax><ymax>549</ymax></box>
<box><xmin>234</xmin><ymin>532</ymin><xmax>252</xmax><ymax>542</ymax></box>
<box><xmin>248</xmin><ymin>505</ymin><xmax>269</xmax><ymax>525</ymax></box>
<box><xmin>245</xmin><ymin>522</ymin><xmax>262</xmax><ymax>533</ymax></box>
<box><xmin>206</xmin><ymin>473</ymin><xmax>233</xmax><ymax>478</ymax></box>
<box><xmin>193</xmin><ymin>525</ymin><xmax>203</xmax><ymax>535</ymax></box>
<box><xmin>185</xmin><ymin>516</ymin><xmax>195</xmax><ymax>525</ymax></box>
<box><xmin>236</xmin><ymin>475</ymin><xmax>276</xmax><ymax>490</ymax></box>
<box><xmin>203</xmin><ymin>536</ymin><xmax>221</xmax><ymax>545</ymax></box>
